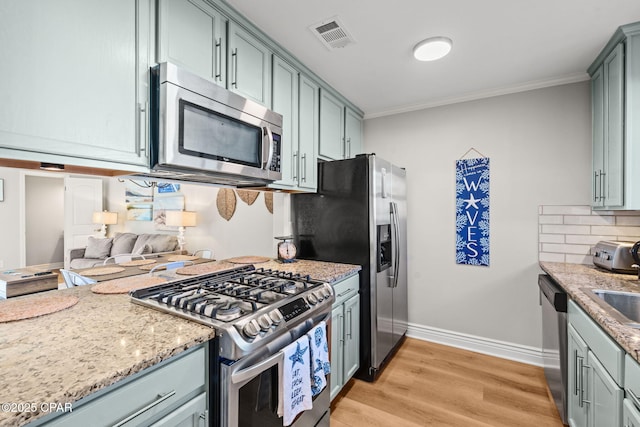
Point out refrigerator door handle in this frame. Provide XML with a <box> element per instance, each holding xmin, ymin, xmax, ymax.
<box><xmin>391</xmin><ymin>202</ymin><xmax>400</xmax><ymax>289</ymax></box>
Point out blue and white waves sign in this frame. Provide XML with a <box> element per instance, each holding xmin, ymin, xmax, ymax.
<box><xmin>455</xmin><ymin>158</ymin><xmax>490</xmax><ymax>266</ymax></box>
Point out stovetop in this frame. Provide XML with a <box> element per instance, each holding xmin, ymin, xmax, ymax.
<box><xmin>130</xmin><ymin>265</ymin><xmax>334</xmax><ymax>359</ymax></box>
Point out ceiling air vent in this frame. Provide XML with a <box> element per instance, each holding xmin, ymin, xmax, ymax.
<box><xmin>309</xmin><ymin>16</ymin><xmax>355</xmax><ymax>50</ymax></box>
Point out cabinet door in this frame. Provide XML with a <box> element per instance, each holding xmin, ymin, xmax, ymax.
<box><xmin>343</xmin><ymin>294</ymin><xmax>360</xmax><ymax>381</ymax></box>
<box><xmin>592</xmin><ymin>65</ymin><xmax>605</xmax><ymax>207</ymax></box>
<box><xmin>345</xmin><ymin>108</ymin><xmax>363</xmax><ymax>159</ymax></box>
<box><xmin>589</xmin><ymin>350</ymin><xmax>623</xmax><ymax>427</ymax></box>
<box><xmin>271</xmin><ymin>56</ymin><xmax>299</xmax><ymax>188</ymax></box>
<box><xmin>568</xmin><ymin>324</ymin><xmax>589</xmax><ymax>427</ymax></box>
<box><xmin>603</xmin><ymin>42</ymin><xmax>625</xmax><ymax>207</ymax></box>
<box><xmin>149</xmin><ymin>392</ymin><xmax>207</xmax><ymax>427</ymax></box>
<box><xmin>319</xmin><ymin>89</ymin><xmax>345</xmax><ymax>160</ymax></box>
<box><xmin>0</xmin><ymin>0</ymin><xmax>151</xmax><ymax>169</ymax></box>
<box><xmin>330</xmin><ymin>305</ymin><xmax>344</xmax><ymax>401</ymax></box>
<box><xmin>298</xmin><ymin>75</ymin><xmax>319</xmax><ymax>191</ymax></box>
<box><xmin>624</xmin><ymin>398</ymin><xmax>640</xmax><ymax>427</ymax></box>
<box><xmin>228</xmin><ymin>22</ymin><xmax>271</xmax><ymax>106</ymax></box>
<box><xmin>157</xmin><ymin>0</ymin><xmax>226</xmax><ymax>86</ymax></box>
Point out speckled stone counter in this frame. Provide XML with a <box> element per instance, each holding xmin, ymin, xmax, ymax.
<box><xmin>0</xmin><ymin>258</ymin><xmax>360</xmax><ymax>426</ymax></box>
<box><xmin>540</xmin><ymin>261</ymin><xmax>640</xmax><ymax>362</ymax></box>
<box><xmin>0</xmin><ymin>284</ymin><xmax>215</xmax><ymax>427</ymax></box>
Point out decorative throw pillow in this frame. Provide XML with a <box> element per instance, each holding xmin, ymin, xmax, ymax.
<box><xmin>132</xmin><ymin>234</ymin><xmax>178</xmax><ymax>254</ymax></box>
<box><xmin>84</xmin><ymin>237</ymin><xmax>113</xmax><ymax>259</ymax></box>
<box><xmin>110</xmin><ymin>232</ymin><xmax>138</xmax><ymax>256</ymax></box>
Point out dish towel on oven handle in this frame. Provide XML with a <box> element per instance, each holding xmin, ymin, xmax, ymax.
<box><xmin>307</xmin><ymin>321</ymin><xmax>330</xmax><ymax>396</ymax></box>
<box><xmin>278</xmin><ymin>335</ymin><xmax>313</xmax><ymax>426</ymax></box>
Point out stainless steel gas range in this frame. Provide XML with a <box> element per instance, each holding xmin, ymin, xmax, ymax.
<box><xmin>130</xmin><ymin>265</ymin><xmax>334</xmax><ymax>427</ymax></box>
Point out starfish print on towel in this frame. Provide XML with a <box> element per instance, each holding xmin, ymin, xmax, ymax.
<box><xmin>289</xmin><ymin>342</ymin><xmax>308</xmax><ymax>368</ymax></box>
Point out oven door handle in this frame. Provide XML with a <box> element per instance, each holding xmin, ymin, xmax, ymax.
<box><xmin>231</xmin><ymin>351</ymin><xmax>283</xmax><ymax>385</ymax></box>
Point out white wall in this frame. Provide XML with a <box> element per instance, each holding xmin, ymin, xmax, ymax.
<box><xmin>25</xmin><ymin>175</ymin><xmax>64</xmax><ymax>265</ymax></box>
<box><xmin>364</xmin><ymin>81</ymin><xmax>592</xmax><ymax>351</ymax></box>
<box><xmin>0</xmin><ymin>167</ymin><xmax>22</xmax><ymax>269</ymax></box>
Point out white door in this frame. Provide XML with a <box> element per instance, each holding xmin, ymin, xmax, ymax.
<box><xmin>63</xmin><ymin>177</ymin><xmax>103</xmax><ymax>269</ymax></box>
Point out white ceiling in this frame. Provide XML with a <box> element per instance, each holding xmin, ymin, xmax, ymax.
<box><xmin>224</xmin><ymin>0</ymin><xmax>640</xmax><ymax>118</ymax></box>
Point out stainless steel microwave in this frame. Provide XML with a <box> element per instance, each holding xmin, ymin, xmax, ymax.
<box><xmin>146</xmin><ymin>62</ymin><xmax>282</xmax><ymax>186</ymax></box>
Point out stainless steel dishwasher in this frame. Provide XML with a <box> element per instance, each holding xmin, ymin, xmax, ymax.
<box><xmin>538</xmin><ymin>274</ymin><xmax>568</xmax><ymax>425</ymax></box>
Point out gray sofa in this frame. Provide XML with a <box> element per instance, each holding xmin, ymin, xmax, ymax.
<box><xmin>69</xmin><ymin>232</ymin><xmax>179</xmax><ymax>269</ymax></box>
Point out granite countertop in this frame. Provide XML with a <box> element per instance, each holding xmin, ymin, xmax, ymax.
<box><xmin>0</xmin><ymin>258</ymin><xmax>360</xmax><ymax>426</ymax></box>
<box><xmin>539</xmin><ymin>261</ymin><xmax>640</xmax><ymax>361</ymax></box>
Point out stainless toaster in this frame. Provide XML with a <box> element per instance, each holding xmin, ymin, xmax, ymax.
<box><xmin>592</xmin><ymin>240</ymin><xmax>637</xmax><ymax>274</ymax></box>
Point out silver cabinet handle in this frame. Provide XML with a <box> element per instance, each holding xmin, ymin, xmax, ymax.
<box><xmin>574</xmin><ymin>350</ymin><xmax>580</xmax><ymax>396</ymax></box>
<box><xmin>600</xmin><ymin>171</ymin><xmax>606</xmax><ymax>202</ymax></box>
<box><xmin>339</xmin><ymin>314</ymin><xmax>344</xmax><ymax>344</ymax></box>
<box><xmin>346</xmin><ymin>137</ymin><xmax>351</xmax><ymax>158</ymax></box>
<box><xmin>137</xmin><ymin>102</ymin><xmax>148</xmax><ymax>156</ymax></box>
<box><xmin>346</xmin><ymin>307</ymin><xmax>352</xmax><ymax>339</ymax></box>
<box><xmin>580</xmin><ymin>360</ymin><xmax>591</xmax><ymax>407</ymax></box>
<box><xmin>593</xmin><ymin>171</ymin><xmax>599</xmax><ymax>202</ymax></box>
<box><xmin>293</xmin><ymin>151</ymin><xmax>298</xmax><ymax>180</ymax></box>
<box><xmin>112</xmin><ymin>390</ymin><xmax>176</xmax><ymax>427</ymax></box>
<box><xmin>231</xmin><ymin>48</ymin><xmax>238</xmax><ymax>88</ymax></box>
<box><xmin>301</xmin><ymin>153</ymin><xmax>307</xmax><ymax>182</ymax></box>
<box><xmin>336</xmin><ymin>288</ymin><xmax>356</xmax><ymax>299</ymax></box>
<box><xmin>215</xmin><ymin>38</ymin><xmax>222</xmax><ymax>81</ymax></box>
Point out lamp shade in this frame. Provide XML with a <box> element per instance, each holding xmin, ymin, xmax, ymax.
<box><xmin>92</xmin><ymin>211</ymin><xmax>118</xmax><ymax>225</ymax></box>
<box><xmin>165</xmin><ymin>210</ymin><xmax>197</xmax><ymax>227</ymax></box>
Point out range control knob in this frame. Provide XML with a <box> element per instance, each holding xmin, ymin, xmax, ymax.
<box><xmin>269</xmin><ymin>309</ymin><xmax>284</xmax><ymax>325</ymax></box>
<box><xmin>313</xmin><ymin>290</ymin><xmax>325</xmax><ymax>302</ymax></box>
<box><xmin>307</xmin><ymin>293</ymin><xmax>318</xmax><ymax>305</ymax></box>
<box><xmin>321</xmin><ymin>287</ymin><xmax>331</xmax><ymax>299</ymax></box>
<box><xmin>242</xmin><ymin>320</ymin><xmax>260</xmax><ymax>338</ymax></box>
<box><xmin>258</xmin><ymin>314</ymin><xmax>272</xmax><ymax>331</ymax></box>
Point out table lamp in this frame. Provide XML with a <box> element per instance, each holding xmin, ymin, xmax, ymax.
<box><xmin>165</xmin><ymin>210</ymin><xmax>197</xmax><ymax>252</ymax></box>
<box><xmin>92</xmin><ymin>211</ymin><xmax>118</xmax><ymax>238</ymax></box>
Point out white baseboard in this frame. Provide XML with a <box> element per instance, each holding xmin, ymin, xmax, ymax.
<box><xmin>407</xmin><ymin>322</ymin><xmax>544</xmax><ymax>367</ymax></box>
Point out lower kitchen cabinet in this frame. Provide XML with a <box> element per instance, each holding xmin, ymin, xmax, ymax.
<box><xmin>568</xmin><ymin>300</ymin><xmax>624</xmax><ymax>427</ymax></box>
<box><xmin>624</xmin><ymin>398</ymin><xmax>640</xmax><ymax>427</ymax></box>
<box><xmin>330</xmin><ymin>274</ymin><xmax>360</xmax><ymax>401</ymax></box>
<box><xmin>32</xmin><ymin>345</ymin><xmax>208</xmax><ymax>427</ymax></box>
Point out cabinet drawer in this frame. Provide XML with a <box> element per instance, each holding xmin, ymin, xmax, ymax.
<box><xmin>43</xmin><ymin>346</ymin><xmax>206</xmax><ymax>427</ymax></box>
<box><xmin>332</xmin><ymin>274</ymin><xmax>359</xmax><ymax>307</ymax></box>
<box><xmin>625</xmin><ymin>354</ymin><xmax>640</xmax><ymax>400</ymax></box>
<box><xmin>569</xmin><ymin>299</ymin><xmax>624</xmax><ymax>386</ymax></box>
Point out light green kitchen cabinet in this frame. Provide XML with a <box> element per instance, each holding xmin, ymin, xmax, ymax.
<box><xmin>588</xmin><ymin>22</ymin><xmax>640</xmax><ymax>209</ymax></box>
<box><xmin>345</xmin><ymin>107</ymin><xmax>363</xmax><ymax>159</ymax></box>
<box><xmin>319</xmin><ymin>90</ymin><xmax>364</xmax><ymax>160</ymax></box>
<box><xmin>157</xmin><ymin>0</ymin><xmax>227</xmax><ymax>87</ymax></box>
<box><xmin>591</xmin><ymin>43</ymin><xmax>624</xmax><ymax>208</ymax></box>
<box><xmin>568</xmin><ymin>324</ymin><xmax>589</xmax><ymax>427</ymax></box>
<box><xmin>319</xmin><ymin>89</ymin><xmax>346</xmax><ymax>160</ymax></box>
<box><xmin>297</xmin><ymin>75</ymin><xmax>320</xmax><ymax>191</ymax></box>
<box><xmin>270</xmin><ymin>56</ymin><xmax>299</xmax><ymax>189</ymax></box>
<box><xmin>624</xmin><ymin>398</ymin><xmax>640</xmax><ymax>427</ymax></box>
<box><xmin>568</xmin><ymin>300</ymin><xmax>624</xmax><ymax>427</ymax></box>
<box><xmin>33</xmin><ymin>345</ymin><xmax>208</xmax><ymax>427</ymax></box>
<box><xmin>0</xmin><ymin>0</ymin><xmax>153</xmax><ymax>171</ymax></box>
<box><xmin>330</xmin><ymin>274</ymin><xmax>360</xmax><ymax>401</ymax></box>
<box><xmin>228</xmin><ymin>21</ymin><xmax>271</xmax><ymax>106</ymax></box>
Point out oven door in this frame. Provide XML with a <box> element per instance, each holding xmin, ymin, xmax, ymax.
<box><xmin>219</xmin><ymin>315</ymin><xmax>331</xmax><ymax>427</ymax></box>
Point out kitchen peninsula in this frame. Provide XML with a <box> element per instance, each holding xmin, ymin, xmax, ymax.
<box><xmin>0</xmin><ymin>259</ymin><xmax>360</xmax><ymax>426</ymax></box>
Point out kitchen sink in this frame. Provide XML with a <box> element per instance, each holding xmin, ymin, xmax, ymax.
<box><xmin>584</xmin><ymin>288</ymin><xmax>640</xmax><ymax>328</ymax></box>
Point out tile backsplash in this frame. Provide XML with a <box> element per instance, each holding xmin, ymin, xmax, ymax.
<box><xmin>538</xmin><ymin>205</ymin><xmax>640</xmax><ymax>264</ymax></box>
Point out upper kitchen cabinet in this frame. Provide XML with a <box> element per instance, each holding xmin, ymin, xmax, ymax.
<box><xmin>345</xmin><ymin>107</ymin><xmax>364</xmax><ymax>159</ymax></box>
<box><xmin>228</xmin><ymin>22</ymin><xmax>272</xmax><ymax>106</ymax></box>
<box><xmin>0</xmin><ymin>0</ymin><xmax>153</xmax><ymax>171</ymax></box>
<box><xmin>589</xmin><ymin>22</ymin><xmax>640</xmax><ymax>209</ymax></box>
<box><xmin>319</xmin><ymin>89</ymin><xmax>364</xmax><ymax>160</ymax></box>
<box><xmin>157</xmin><ymin>0</ymin><xmax>227</xmax><ymax>87</ymax></box>
<box><xmin>297</xmin><ymin>75</ymin><xmax>320</xmax><ymax>191</ymax></box>
<box><xmin>270</xmin><ymin>56</ymin><xmax>299</xmax><ymax>189</ymax></box>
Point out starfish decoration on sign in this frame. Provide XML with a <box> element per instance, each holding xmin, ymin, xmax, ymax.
<box><xmin>463</xmin><ymin>193</ymin><xmax>480</xmax><ymax>209</ymax></box>
<box><xmin>289</xmin><ymin>342</ymin><xmax>308</xmax><ymax>368</ymax></box>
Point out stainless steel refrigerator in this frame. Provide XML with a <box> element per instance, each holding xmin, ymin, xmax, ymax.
<box><xmin>291</xmin><ymin>154</ymin><xmax>408</xmax><ymax>381</ymax></box>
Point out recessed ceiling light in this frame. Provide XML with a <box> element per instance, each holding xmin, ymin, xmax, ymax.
<box><xmin>413</xmin><ymin>37</ymin><xmax>452</xmax><ymax>61</ymax></box>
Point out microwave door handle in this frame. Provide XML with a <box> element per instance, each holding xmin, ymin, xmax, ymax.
<box><xmin>262</xmin><ymin>126</ymin><xmax>274</xmax><ymax>170</ymax></box>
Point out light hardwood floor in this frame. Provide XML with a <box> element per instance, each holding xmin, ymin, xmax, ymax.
<box><xmin>330</xmin><ymin>338</ymin><xmax>564</xmax><ymax>427</ymax></box>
